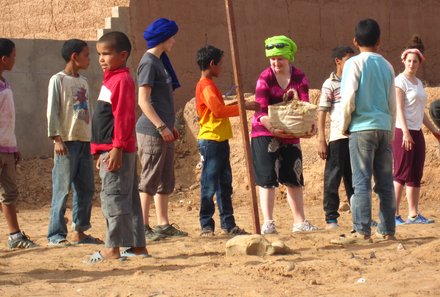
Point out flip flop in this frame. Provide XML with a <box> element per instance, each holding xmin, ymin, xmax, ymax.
<box><xmin>330</xmin><ymin>233</ymin><xmax>372</xmax><ymax>245</ymax></box>
<box><xmin>83</xmin><ymin>251</ymin><xmax>127</xmax><ymax>264</ymax></box>
<box><xmin>121</xmin><ymin>248</ymin><xmax>151</xmax><ymax>258</ymax></box>
<box><xmin>72</xmin><ymin>235</ymin><xmax>104</xmax><ymax>245</ymax></box>
<box><xmin>48</xmin><ymin>239</ymin><xmax>72</xmax><ymax>247</ymax></box>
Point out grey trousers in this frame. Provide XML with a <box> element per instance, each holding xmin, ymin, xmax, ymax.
<box><xmin>99</xmin><ymin>152</ymin><xmax>146</xmax><ymax>248</ymax></box>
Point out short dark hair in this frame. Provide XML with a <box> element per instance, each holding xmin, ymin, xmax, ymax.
<box><xmin>331</xmin><ymin>46</ymin><xmax>355</xmax><ymax>64</ymax></box>
<box><xmin>196</xmin><ymin>45</ymin><xmax>224</xmax><ymax>70</ymax></box>
<box><xmin>61</xmin><ymin>39</ymin><xmax>88</xmax><ymax>62</ymax></box>
<box><xmin>98</xmin><ymin>31</ymin><xmax>131</xmax><ymax>57</ymax></box>
<box><xmin>0</xmin><ymin>38</ymin><xmax>15</xmax><ymax>58</ymax></box>
<box><xmin>355</xmin><ymin>18</ymin><xmax>380</xmax><ymax>47</ymax></box>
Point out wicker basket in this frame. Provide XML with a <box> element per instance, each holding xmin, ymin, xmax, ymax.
<box><xmin>268</xmin><ymin>89</ymin><xmax>318</xmax><ymax>137</ymax></box>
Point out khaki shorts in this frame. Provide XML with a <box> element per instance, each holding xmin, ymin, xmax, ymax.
<box><xmin>0</xmin><ymin>153</ymin><xmax>19</xmax><ymax>205</ymax></box>
<box><xmin>137</xmin><ymin>133</ymin><xmax>175</xmax><ymax>195</ymax></box>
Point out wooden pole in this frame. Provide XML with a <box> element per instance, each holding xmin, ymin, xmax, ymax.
<box><xmin>224</xmin><ymin>0</ymin><xmax>260</xmax><ymax>234</ymax></box>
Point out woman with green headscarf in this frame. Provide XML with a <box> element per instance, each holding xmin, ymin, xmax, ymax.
<box><xmin>250</xmin><ymin>35</ymin><xmax>319</xmax><ymax>234</ymax></box>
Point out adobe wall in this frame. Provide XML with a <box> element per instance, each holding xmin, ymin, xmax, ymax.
<box><xmin>2</xmin><ymin>0</ymin><xmax>440</xmax><ymax>157</ymax></box>
<box><xmin>129</xmin><ymin>0</ymin><xmax>440</xmax><ymax>112</ymax></box>
<box><xmin>0</xmin><ymin>2</ymin><xmax>130</xmax><ymax>157</ymax></box>
<box><xmin>0</xmin><ymin>0</ymin><xmax>129</xmax><ymax>40</ymax></box>
<box><xmin>4</xmin><ymin>39</ymin><xmax>105</xmax><ymax>157</ymax></box>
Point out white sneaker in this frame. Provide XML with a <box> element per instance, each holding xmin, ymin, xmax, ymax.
<box><xmin>261</xmin><ymin>220</ymin><xmax>277</xmax><ymax>234</ymax></box>
<box><xmin>325</xmin><ymin>222</ymin><xmax>339</xmax><ymax>230</ymax></box>
<box><xmin>292</xmin><ymin>220</ymin><xmax>320</xmax><ymax>233</ymax></box>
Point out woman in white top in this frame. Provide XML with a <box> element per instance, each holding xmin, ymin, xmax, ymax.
<box><xmin>393</xmin><ymin>35</ymin><xmax>440</xmax><ymax>225</ymax></box>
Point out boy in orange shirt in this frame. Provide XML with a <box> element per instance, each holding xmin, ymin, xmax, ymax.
<box><xmin>195</xmin><ymin>45</ymin><xmax>259</xmax><ymax>236</ymax></box>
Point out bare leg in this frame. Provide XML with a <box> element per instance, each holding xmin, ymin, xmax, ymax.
<box><xmin>259</xmin><ymin>187</ymin><xmax>275</xmax><ymax>221</ymax></box>
<box><xmin>286</xmin><ymin>186</ymin><xmax>305</xmax><ymax>224</ymax></box>
<box><xmin>2</xmin><ymin>204</ymin><xmax>20</xmax><ymax>233</ymax></box>
<box><xmin>394</xmin><ymin>181</ymin><xmax>404</xmax><ymax>216</ymax></box>
<box><xmin>406</xmin><ymin>186</ymin><xmax>420</xmax><ymax>218</ymax></box>
<box><xmin>154</xmin><ymin>193</ymin><xmax>169</xmax><ymax>226</ymax></box>
<box><xmin>140</xmin><ymin>192</ymin><xmax>153</xmax><ymax>226</ymax></box>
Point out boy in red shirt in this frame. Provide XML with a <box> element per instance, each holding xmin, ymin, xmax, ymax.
<box><xmin>85</xmin><ymin>32</ymin><xmax>147</xmax><ymax>263</ymax></box>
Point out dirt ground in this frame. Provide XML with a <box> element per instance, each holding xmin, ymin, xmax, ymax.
<box><xmin>1</xmin><ymin>89</ymin><xmax>440</xmax><ymax>297</ymax></box>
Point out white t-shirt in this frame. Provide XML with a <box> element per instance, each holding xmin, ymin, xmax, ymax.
<box><xmin>395</xmin><ymin>73</ymin><xmax>426</xmax><ymax>130</ymax></box>
<box><xmin>47</xmin><ymin>71</ymin><xmax>91</xmax><ymax>141</ymax></box>
<box><xmin>318</xmin><ymin>72</ymin><xmax>347</xmax><ymax>142</ymax></box>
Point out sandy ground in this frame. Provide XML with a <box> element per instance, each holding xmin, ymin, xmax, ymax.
<box><xmin>1</xmin><ymin>89</ymin><xmax>440</xmax><ymax>296</ymax></box>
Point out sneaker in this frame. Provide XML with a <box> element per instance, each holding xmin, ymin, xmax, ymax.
<box><xmin>223</xmin><ymin>226</ymin><xmax>249</xmax><ymax>236</ymax></box>
<box><xmin>406</xmin><ymin>214</ymin><xmax>435</xmax><ymax>224</ymax></box>
<box><xmin>154</xmin><ymin>223</ymin><xmax>188</xmax><ymax>238</ymax></box>
<box><xmin>417</xmin><ymin>213</ymin><xmax>435</xmax><ymax>224</ymax></box>
<box><xmin>261</xmin><ymin>220</ymin><xmax>277</xmax><ymax>234</ymax></box>
<box><xmin>8</xmin><ymin>232</ymin><xmax>38</xmax><ymax>249</ymax></box>
<box><xmin>292</xmin><ymin>220</ymin><xmax>320</xmax><ymax>233</ymax></box>
<box><xmin>144</xmin><ymin>225</ymin><xmax>161</xmax><ymax>241</ymax></box>
<box><xmin>325</xmin><ymin>220</ymin><xmax>339</xmax><ymax>230</ymax></box>
<box><xmin>395</xmin><ymin>215</ymin><xmax>405</xmax><ymax>226</ymax></box>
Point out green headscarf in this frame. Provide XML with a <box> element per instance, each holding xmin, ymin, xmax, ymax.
<box><xmin>264</xmin><ymin>35</ymin><xmax>297</xmax><ymax>62</ymax></box>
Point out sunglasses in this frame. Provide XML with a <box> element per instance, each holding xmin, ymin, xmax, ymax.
<box><xmin>265</xmin><ymin>43</ymin><xmax>288</xmax><ymax>50</ymax></box>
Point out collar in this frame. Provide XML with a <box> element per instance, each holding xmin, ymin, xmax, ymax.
<box><xmin>103</xmin><ymin>67</ymin><xmax>130</xmax><ymax>80</ymax></box>
<box><xmin>0</xmin><ymin>78</ymin><xmax>10</xmax><ymax>92</ymax></box>
<box><xmin>329</xmin><ymin>72</ymin><xmax>341</xmax><ymax>82</ymax></box>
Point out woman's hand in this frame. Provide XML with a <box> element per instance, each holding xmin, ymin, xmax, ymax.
<box><xmin>301</xmin><ymin>124</ymin><xmax>317</xmax><ymax>138</ymax></box>
<box><xmin>402</xmin><ymin>130</ymin><xmax>415</xmax><ymax>151</ymax></box>
<box><xmin>160</xmin><ymin>127</ymin><xmax>175</xmax><ymax>142</ymax></box>
<box><xmin>270</xmin><ymin>127</ymin><xmax>297</xmax><ymax>139</ymax></box>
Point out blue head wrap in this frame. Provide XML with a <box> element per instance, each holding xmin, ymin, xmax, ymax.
<box><xmin>144</xmin><ymin>18</ymin><xmax>180</xmax><ymax>90</ymax></box>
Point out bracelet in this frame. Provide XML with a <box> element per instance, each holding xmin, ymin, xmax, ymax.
<box><xmin>156</xmin><ymin>124</ymin><xmax>167</xmax><ymax>133</ymax></box>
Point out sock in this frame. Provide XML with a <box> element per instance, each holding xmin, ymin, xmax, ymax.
<box><xmin>9</xmin><ymin>231</ymin><xmax>22</xmax><ymax>240</ymax></box>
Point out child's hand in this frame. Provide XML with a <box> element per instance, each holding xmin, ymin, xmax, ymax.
<box><xmin>53</xmin><ymin>137</ymin><xmax>68</xmax><ymax>156</ymax></box>
<box><xmin>160</xmin><ymin>127</ymin><xmax>175</xmax><ymax>142</ymax></box>
<box><xmin>103</xmin><ymin>147</ymin><xmax>123</xmax><ymax>172</ymax></box>
<box><xmin>13</xmin><ymin>151</ymin><xmax>21</xmax><ymax>165</ymax></box>
<box><xmin>245</xmin><ymin>101</ymin><xmax>261</xmax><ymax>112</ymax></box>
<box><xmin>318</xmin><ymin>140</ymin><xmax>328</xmax><ymax>160</ymax></box>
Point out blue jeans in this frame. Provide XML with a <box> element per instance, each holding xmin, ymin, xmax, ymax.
<box><xmin>198</xmin><ymin>140</ymin><xmax>236</xmax><ymax>231</ymax></box>
<box><xmin>349</xmin><ymin>131</ymin><xmax>396</xmax><ymax>236</ymax></box>
<box><xmin>47</xmin><ymin>141</ymin><xmax>95</xmax><ymax>243</ymax></box>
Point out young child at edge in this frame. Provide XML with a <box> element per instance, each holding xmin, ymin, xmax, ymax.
<box><xmin>0</xmin><ymin>38</ymin><xmax>37</xmax><ymax>249</ymax></box>
<box><xmin>334</xmin><ymin>18</ymin><xmax>396</xmax><ymax>244</ymax></box>
<box><xmin>47</xmin><ymin>39</ymin><xmax>102</xmax><ymax>246</ymax></box>
<box><xmin>317</xmin><ymin>46</ymin><xmax>355</xmax><ymax>229</ymax></box>
<box><xmin>195</xmin><ymin>45</ymin><xmax>260</xmax><ymax>236</ymax></box>
<box><xmin>86</xmin><ymin>31</ymin><xmax>147</xmax><ymax>263</ymax></box>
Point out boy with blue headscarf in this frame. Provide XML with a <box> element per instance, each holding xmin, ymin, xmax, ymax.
<box><xmin>136</xmin><ymin>18</ymin><xmax>188</xmax><ymax>240</ymax></box>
